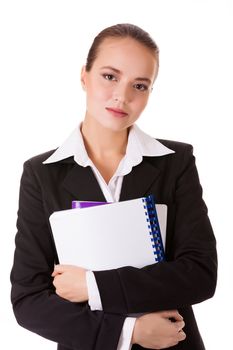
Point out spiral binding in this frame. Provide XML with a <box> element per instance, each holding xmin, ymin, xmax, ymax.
<box><xmin>142</xmin><ymin>195</ymin><xmax>165</xmax><ymax>263</ymax></box>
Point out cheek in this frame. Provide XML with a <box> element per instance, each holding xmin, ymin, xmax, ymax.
<box><xmin>88</xmin><ymin>82</ymin><xmax>113</xmax><ymax>102</ymax></box>
<box><xmin>134</xmin><ymin>95</ymin><xmax>149</xmax><ymax>113</ymax></box>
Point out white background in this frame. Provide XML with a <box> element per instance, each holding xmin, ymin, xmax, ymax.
<box><xmin>0</xmin><ymin>0</ymin><xmax>232</xmax><ymax>349</ymax></box>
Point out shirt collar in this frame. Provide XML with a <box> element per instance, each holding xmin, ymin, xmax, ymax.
<box><xmin>43</xmin><ymin>125</ymin><xmax>90</xmax><ymax>166</ymax></box>
<box><xmin>43</xmin><ymin>123</ymin><xmax>175</xmax><ymax>168</ymax></box>
<box><xmin>113</xmin><ymin>124</ymin><xmax>175</xmax><ymax>176</ymax></box>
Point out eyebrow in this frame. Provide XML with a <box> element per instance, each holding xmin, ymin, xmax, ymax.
<box><xmin>100</xmin><ymin>66</ymin><xmax>152</xmax><ymax>84</ymax></box>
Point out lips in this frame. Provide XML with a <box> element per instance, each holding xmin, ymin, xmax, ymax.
<box><xmin>105</xmin><ymin>107</ymin><xmax>128</xmax><ymax>118</ymax></box>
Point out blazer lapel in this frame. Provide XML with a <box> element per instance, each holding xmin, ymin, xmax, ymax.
<box><xmin>61</xmin><ymin>158</ymin><xmax>161</xmax><ymax>203</ymax></box>
<box><xmin>120</xmin><ymin>158</ymin><xmax>161</xmax><ymax>201</ymax></box>
<box><xmin>62</xmin><ymin>162</ymin><xmax>107</xmax><ymax>202</ymax></box>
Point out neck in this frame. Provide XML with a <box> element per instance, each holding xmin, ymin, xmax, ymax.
<box><xmin>81</xmin><ymin>116</ymin><xmax>129</xmax><ymax>158</ymax></box>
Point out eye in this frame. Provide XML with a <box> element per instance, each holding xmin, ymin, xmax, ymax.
<box><xmin>134</xmin><ymin>83</ymin><xmax>148</xmax><ymax>91</ymax></box>
<box><xmin>102</xmin><ymin>74</ymin><xmax>117</xmax><ymax>81</ymax></box>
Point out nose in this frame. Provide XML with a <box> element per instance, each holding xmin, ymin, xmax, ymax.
<box><xmin>113</xmin><ymin>83</ymin><xmax>132</xmax><ymax>104</ymax></box>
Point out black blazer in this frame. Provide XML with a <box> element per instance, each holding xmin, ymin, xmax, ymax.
<box><xmin>10</xmin><ymin>139</ymin><xmax>217</xmax><ymax>350</ymax></box>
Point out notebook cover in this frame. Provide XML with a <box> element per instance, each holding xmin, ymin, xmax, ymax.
<box><xmin>50</xmin><ymin>196</ymin><xmax>167</xmax><ymax>270</ymax></box>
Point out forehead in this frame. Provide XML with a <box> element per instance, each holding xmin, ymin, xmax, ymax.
<box><xmin>93</xmin><ymin>37</ymin><xmax>158</xmax><ymax>77</ymax></box>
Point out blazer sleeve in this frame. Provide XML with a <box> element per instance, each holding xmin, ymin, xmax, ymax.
<box><xmin>10</xmin><ymin>160</ymin><xmax>125</xmax><ymax>350</ymax></box>
<box><xmin>93</xmin><ymin>145</ymin><xmax>217</xmax><ymax>315</ymax></box>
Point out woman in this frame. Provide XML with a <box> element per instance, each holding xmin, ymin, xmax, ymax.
<box><xmin>11</xmin><ymin>23</ymin><xmax>217</xmax><ymax>349</ymax></box>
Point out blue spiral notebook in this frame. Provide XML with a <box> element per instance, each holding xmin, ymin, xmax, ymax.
<box><xmin>49</xmin><ymin>195</ymin><xmax>167</xmax><ymax>270</ymax></box>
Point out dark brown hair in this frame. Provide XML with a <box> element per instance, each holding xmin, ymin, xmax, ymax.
<box><xmin>85</xmin><ymin>23</ymin><xmax>159</xmax><ymax>71</ymax></box>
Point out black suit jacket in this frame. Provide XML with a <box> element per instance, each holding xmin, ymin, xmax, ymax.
<box><xmin>10</xmin><ymin>139</ymin><xmax>217</xmax><ymax>350</ymax></box>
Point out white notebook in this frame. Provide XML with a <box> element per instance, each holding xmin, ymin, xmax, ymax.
<box><xmin>49</xmin><ymin>196</ymin><xmax>167</xmax><ymax>271</ymax></box>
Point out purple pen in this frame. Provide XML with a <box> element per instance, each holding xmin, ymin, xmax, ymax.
<box><xmin>71</xmin><ymin>201</ymin><xmax>109</xmax><ymax>209</ymax></box>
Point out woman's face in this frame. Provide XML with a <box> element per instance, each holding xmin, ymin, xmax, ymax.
<box><xmin>81</xmin><ymin>37</ymin><xmax>158</xmax><ymax>132</ymax></box>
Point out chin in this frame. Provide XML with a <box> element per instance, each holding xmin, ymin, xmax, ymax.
<box><xmin>103</xmin><ymin>120</ymin><xmax>132</xmax><ymax>133</ymax></box>
<box><xmin>95</xmin><ymin>116</ymin><xmax>132</xmax><ymax>132</ymax></box>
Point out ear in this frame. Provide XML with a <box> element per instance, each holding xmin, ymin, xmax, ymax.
<box><xmin>80</xmin><ymin>65</ymin><xmax>87</xmax><ymax>91</ymax></box>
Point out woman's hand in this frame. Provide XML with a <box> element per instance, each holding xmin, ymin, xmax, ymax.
<box><xmin>131</xmin><ymin>310</ymin><xmax>186</xmax><ymax>349</ymax></box>
<box><xmin>52</xmin><ymin>265</ymin><xmax>88</xmax><ymax>302</ymax></box>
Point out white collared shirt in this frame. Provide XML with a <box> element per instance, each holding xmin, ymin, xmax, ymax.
<box><xmin>44</xmin><ymin>123</ymin><xmax>174</xmax><ymax>350</ymax></box>
<box><xmin>43</xmin><ymin>123</ymin><xmax>174</xmax><ymax>201</ymax></box>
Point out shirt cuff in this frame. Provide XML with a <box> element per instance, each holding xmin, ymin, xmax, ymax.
<box><xmin>86</xmin><ymin>270</ymin><xmax>103</xmax><ymax>310</ymax></box>
<box><xmin>117</xmin><ymin>317</ymin><xmax>136</xmax><ymax>350</ymax></box>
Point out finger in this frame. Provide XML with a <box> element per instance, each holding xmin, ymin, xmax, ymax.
<box><xmin>178</xmin><ymin>330</ymin><xmax>186</xmax><ymax>341</ymax></box>
<box><xmin>51</xmin><ymin>270</ymin><xmax>61</xmax><ymax>277</ymax></box>
<box><xmin>51</xmin><ymin>266</ymin><xmax>63</xmax><ymax>277</ymax></box>
<box><xmin>53</xmin><ymin>264</ymin><xmax>70</xmax><ymax>273</ymax></box>
<box><xmin>175</xmin><ymin>320</ymin><xmax>185</xmax><ymax>331</ymax></box>
<box><xmin>54</xmin><ymin>264</ymin><xmax>85</xmax><ymax>272</ymax></box>
<box><xmin>52</xmin><ymin>276</ymin><xmax>58</xmax><ymax>287</ymax></box>
<box><xmin>162</xmin><ymin>310</ymin><xmax>183</xmax><ymax>321</ymax></box>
